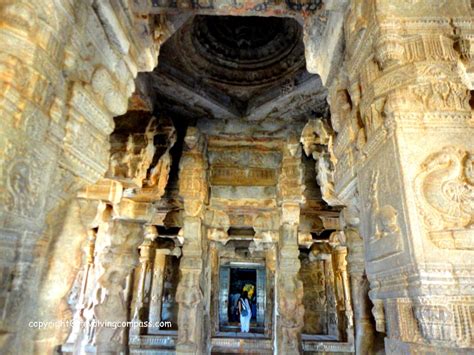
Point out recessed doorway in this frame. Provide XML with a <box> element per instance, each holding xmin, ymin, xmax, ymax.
<box><xmin>218</xmin><ymin>263</ymin><xmax>266</xmax><ymax>334</ymax></box>
<box><xmin>228</xmin><ymin>268</ymin><xmax>257</xmax><ymax>323</ymax></box>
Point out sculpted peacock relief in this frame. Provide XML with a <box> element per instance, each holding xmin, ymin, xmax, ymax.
<box><xmin>415</xmin><ymin>146</ymin><xmax>474</xmax><ymax>232</ymax></box>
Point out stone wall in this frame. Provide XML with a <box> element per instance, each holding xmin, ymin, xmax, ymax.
<box><xmin>0</xmin><ymin>1</ymin><xmax>159</xmax><ymax>353</ymax></box>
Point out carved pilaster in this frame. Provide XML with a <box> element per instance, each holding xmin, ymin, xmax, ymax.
<box><xmin>276</xmin><ymin>135</ymin><xmax>305</xmax><ymax>355</ymax></box>
<box><xmin>176</xmin><ymin>127</ymin><xmax>208</xmax><ymax>354</ymax></box>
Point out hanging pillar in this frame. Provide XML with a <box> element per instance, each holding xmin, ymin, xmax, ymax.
<box><xmin>332</xmin><ymin>245</ymin><xmax>354</xmax><ymax>343</ymax></box>
<box><xmin>64</xmin><ymin>228</ymin><xmax>98</xmax><ymax>350</ymax></box>
<box><xmin>323</xmin><ymin>1</ymin><xmax>474</xmax><ymax>352</ymax></box>
<box><xmin>175</xmin><ymin>127</ymin><xmax>208</xmax><ymax>354</ymax></box>
<box><xmin>148</xmin><ymin>248</ymin><xmax>168</xmax><ymax>334</ymax></box>
<box><xmin>275</xmin><ymin>135</ymin><xmax>305</xmax><ymax>354</ymax></box>
<box><xmin>342</xmin><ymin>208</ymin><xmax>377</xmax><ymax>355</ymax></box>
<box><xmin>130</xmin><ymin>225</ymin><xmax>158</xmax><ymax>336</ymax></box>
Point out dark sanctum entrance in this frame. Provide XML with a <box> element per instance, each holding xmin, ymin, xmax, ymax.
<box><xmin>228</xmin><ymin>268</ymin><xmax>257</xmax><ymax>323</ymax></box>
<box><xmin>219</xmin><ymin>263</ymin><xmax>266</xmax><ymax>333</ymax></box>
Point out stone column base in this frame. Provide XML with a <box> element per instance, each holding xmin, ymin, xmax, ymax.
<box><xmin>385</xmin><ymin>338</ymin><xmax>474</xmax><ymax>355</ymax></box>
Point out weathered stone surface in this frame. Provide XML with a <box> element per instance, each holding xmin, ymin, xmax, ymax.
<box><xmin>1</xmin><ymin>1</ymin><xmax>473</xmax><ymax>354</ymax></box>
<box><xmin>312</xmin><ymin>0</ymin><xmax>474</xmax><ymax>352</ymax></box>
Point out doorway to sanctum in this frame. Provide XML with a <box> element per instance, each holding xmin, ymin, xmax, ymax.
<box><xmin>228</xmin><ymin>268</ymin><xmax>256</xmax><ymax>324</ymax></box>
<box><xmin>219</xmin><ymin>263</ymin><xmax>266</xmax><ymax>334</ymax></box>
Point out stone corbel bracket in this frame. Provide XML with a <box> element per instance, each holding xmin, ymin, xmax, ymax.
<box><xmin>204</xmin><ymin>208</ymin><xmax>230</xmax><ymax>245</ymax></box>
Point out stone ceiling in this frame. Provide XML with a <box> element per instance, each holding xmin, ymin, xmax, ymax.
<box><xmin>150</xmin><ymin>14</ymin><xmax>328</xmax><ymax>134</ymax></box>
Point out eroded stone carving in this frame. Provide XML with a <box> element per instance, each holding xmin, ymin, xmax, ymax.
<box><xmin>175</xmin><ymin>271</ymin><xmax>203</xmax><ymax>352</ymax></box>
<box><xmin>109</xmin><ymin>118</ymin><xmax>158</xmax><ymax>187</ymax></box>
<box><xmin>363</xmin><ymin>171</ymin><xmax>403</xmax><ymax>261</ymax></box>
<box><xmin>179</xmin><ymin>127</ymin><xmax>208</xmax><ymax>218</ymax></box>
<box><xmin>278</xmin><ymin>277</ymin><xmax>305</xmax><ymax>352</ymax></box>
<box><xmin>253</xmin><ymin>212</ymin><xmax>279</xmax><ymax>245</ymax></box>
<box><xmin>301</xmin><ymin>119</ymin><xmax>342</xmax><ymax>206</ymax></box>
<box><xmin>2</xmin><ymin>1</ymin><xmax>474</xmax><ymax>355</ymax></box>
<box><xmin>205</xmin><ymin>208</ymin><xmax>230</xmax><ymax>243</ymax></box>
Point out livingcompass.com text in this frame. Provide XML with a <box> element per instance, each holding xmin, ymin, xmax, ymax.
<box><xmin>28</xmin><ymin>320</ymin><xmax>172</xmax><ymax>330</ymax></box>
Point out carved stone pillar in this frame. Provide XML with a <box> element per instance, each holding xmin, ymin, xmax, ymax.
<box><xmin>148</xmin><ymin>249</ymin><xmax>168</xmax><ymax>334</ymax></box>
<box><xmin>176</xmin><ymin>216</ymin><xmax>204</xmax><ymax>355</ymax></box>
<box><xmin>65</xmin><ymin>228</ymin><xmax>98</xmax><ymax>348</ymax></box>
<box><xmin>323</xmin><ymin>1</ymin><xmax>474</xmax><ymax>352</ymax></box>
<box><xmin>80</xmin><ymin>219</ymin><xmax>143</xmax><ymax>354</ymax></box>
<box><xmin>261</xmin><ymin>244</ymin><xmax>274</xmax><ymax>337</ymax></box>
<box><xmin>276</xmin><ymin>135</ymin><xmax>305</xmax><ymax>355</ymax></box>
<box><xmin>332</xmin><ymin>246</ymin><xmax>354</xmax><ymax>343</ymax></box>
<box><xmin>175</xmin><ymin>127</ymin><xmax>208</xmax><ymax>354</ymax></box>
<box><xmin>277</xmin><ymin>217</ymin><xmax>305</xmax><ymax>354</ymax></box>
<box><xmin>343</xmin><ymin>208</ymin><xmax>377</xmax><ymax>355</ymax></box>
<box><xmin>130</xmin><ymin>225</ymin><xmax>158</xmax><ymax>336</ymax></box>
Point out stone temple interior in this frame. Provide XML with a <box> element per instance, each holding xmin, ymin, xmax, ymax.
<box><xmin>0</xmin><ymin>1</ymin><xmax>473</xmax><ymax>355</ymax></box>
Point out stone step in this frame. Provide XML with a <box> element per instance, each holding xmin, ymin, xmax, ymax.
<box><xmin>211</xmin><ymin>337</ymin><xmax>273</xmax><ymax>354</ymax></box>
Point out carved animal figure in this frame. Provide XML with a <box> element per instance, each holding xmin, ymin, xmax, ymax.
<box><xmin>418</xmin><ymin>147</ymin><xmax>474</xmax><ymax>230</ymax></box>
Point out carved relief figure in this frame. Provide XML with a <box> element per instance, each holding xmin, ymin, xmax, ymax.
<box><xmin>179</xmin><ymin>127</ymin><xmax>208</xmax><ymax>217</ymax></box>
<box><xmin>6</xmin><ymin>160</ymin><xmax>40</xmax><ymax>216</ymax></box>
<box><xmin>94</xmin><ymin>270</ymin><xmax>128</xmax><ymax>351</ymax></box>
<box><xmin>416</xmin><ymin>146</ymin><xmax>474</xmax><ymax>231</ymax></box>
<box><xmin>279</xmin><ymin>276</ymin><xmax>305</xmax><ymax>352</ymax></box>
<box><xmin>145</xmin><ymin>120</ymin><xmax>177</xmax><ymax>196</ymax></box>
<box><xmin>176</xmin><ymin>271</ymin><xmax>203</xmax><ymax>350</ymax></box>
<box><xmin>367</xmin><ymin>171</ymin><xmax>402</xmax><ymax>241</ymax></box>
<box><xmin>413</xmin><ymin>302</ymin><xmax>455</xmax><ymax>343</ymax></box>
